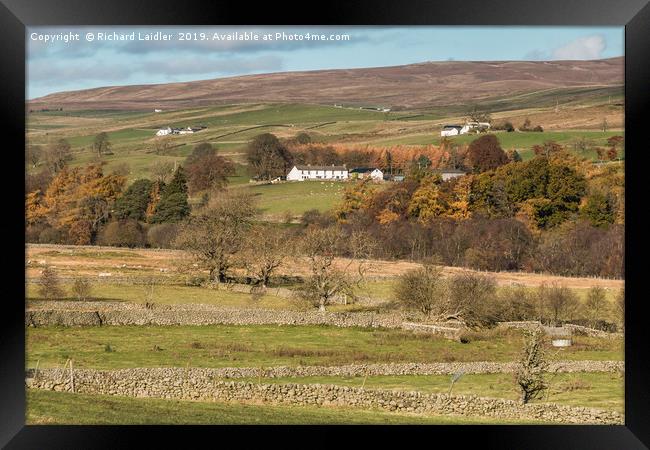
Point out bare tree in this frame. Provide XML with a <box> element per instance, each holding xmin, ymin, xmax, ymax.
<box><xmin>298</xmin><ymin>227</ymin><xmax>357</xmax><ymax>311</ymax></box>
<box><xmin>174</xmin><ymin>192</ymin><xmax>256</xmax><ymax>283</ymax></box>
<box><xmin>71</xmin><ymin>278</ymin><xmax>92</xmax><ymax>301</ymax></box>
<box><xmin>38</xmin><ymin>265</ymin><xmax>64</xmax><ymax>299</ymax></box>
<box><xmin>584</xmin><ymin>286</ymin><xmax>608</xmax><ymax>329</ymax></box>
<box><xmin>151</xmin><ymin>160</ymin><xmax>175</xmax><ymax>183</ymax></box>
<box><xmin>239</xmin><ymin>225</ymin><xmax>289</xmax><ymax>289</ymax></box>
<box><xmin>446</xmin><ymin>272</ymin><xmax>498</xmax><ymax>327</ymax></box>
<box><xmin>394</xmin><ymin>264</ymin><xmax>446</xmax><ymax>316</ymax></box>
<box><xmin>44</xmin><ymin>139</ymin><xmax>72</xmax><ymax>173</ymax></box>
<box><xmin>515</xmin><ymin>328</ymin><xmax>548</xmax><ymax>404</ymax></box>
<box><xmin>538</xmin><ymin>283</ymin><xmax>579</xmax><ymax>326</ymax></box>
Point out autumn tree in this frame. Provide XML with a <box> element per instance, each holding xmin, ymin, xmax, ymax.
<box><xmin>335</xmin><ymin>179</ymin><xmax>375</xmax><ymax>223</ymax></box>
<box><xmin>532</xmin><ymin>141</ymin><xmax>563</xmax><ymax>158</ymax></box>
<box><xmin>92</xmin><ymin>132</ymin><xmax>111</xmax><ymax>157</ymax></box>
<box><xmin>467</xmin><ymin>135</ymin><xmax>508</xmax><ymax>173</ymax></box>
<box><xmin>246</xmin><ymin>133</ymin><xmax>293</xmax><ymax>180</ymax></box>
<box><xmin>175</xmin><ymin>191</ymin><xmax>256</xmax><ymax>283</ymax></box>
<box><xmin>187</xmin><ymin>150</ymin><xmax>235</xmax><ymax>193</ymax></box>
<box><xmin>238</xmin><ymin>225</ymin><xmax>289</xmax><ymax>288</ymax></box>
<box><xmin>150</xmin><ymin>167</ymin><xmax>190</xmax><ymax>223</ymax></box>
<box><xmin>38</xmin><ymin>165</ymin><xmax>125</xmax><ymax>244</ymax></box>
<box><xmin>407</xmin><ymin>175</ymin><xmax>447</xmax><ymax>223</ymax></box>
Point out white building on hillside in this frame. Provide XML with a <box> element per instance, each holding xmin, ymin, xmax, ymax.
<box><xmin>287</xmin><ymin>165</ymin><xmax>348</xmax><ymax>181</ymax></box>
<box><xmin>350</xmin><ymin>167</ymin><xmax>384</xmax><ymax>181</ymax></box>
<box><xmin>156</xmin><ymin>127</ymin><xmax>172</xmax><ymax>136</ymax></box>
<box><xmin>440</xmin><ymin>121</ymin><xmax>491</xmax><ymax>137</ymax></box>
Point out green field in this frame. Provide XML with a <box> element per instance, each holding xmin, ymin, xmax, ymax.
<box><xmin>237</xmin><ymin>180</ymin><xmax>347</xmax><ymax>217</ymax></box>
<box><xmin>26</xmin><ymin>325</ymin><xmax>623</xmax><ymax>370</ymax></box>
<box><xmin>27</xmin><ymin>389</ymin><xmax>542</xmax><ymax>424</ymax></box>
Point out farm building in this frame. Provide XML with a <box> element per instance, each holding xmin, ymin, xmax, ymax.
<box><xmin>287</xmin><ymin>165</ymin><xmax>349</xmax><ymax>181</ymax></box>
<box><xmin>350</xmin><ymin>167</ymin><xmax>384</xmax><ymax>181</ymax></box>
<box><xmin>156</xmin><ymin>127</ymin><xmax>172</xmax><ymax>136</ymax></box>
<box><xmin>441</xmin><ymin>125</ymin><xmax>463</xmax><ymax>136</ymax></box>
<box><xmin>440</xmin><ymin>121</ymin><xmax>491</xmax><ymax>136</ymax></box>
<box><xmin>432</xmin><ymin>168</ymin><xmax>467</xmax><ymax>181</ymax></box>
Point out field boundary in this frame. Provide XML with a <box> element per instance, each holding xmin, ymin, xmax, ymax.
<box><xmin>26</xmin><ymin>368</ymin><xmax>623</xmax><ymax>424</ymax></box>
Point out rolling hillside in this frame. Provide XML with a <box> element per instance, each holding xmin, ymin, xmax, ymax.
<box><xmin>29</xmin><ymin>57</ymin><xmax>623</xmax><ymax>111</ymax></box>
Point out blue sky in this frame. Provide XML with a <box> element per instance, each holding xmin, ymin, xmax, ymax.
<box><xmin>27</xmin><ymin>26</ymin><xmax>623</xmax><ymax>99</ymax></box>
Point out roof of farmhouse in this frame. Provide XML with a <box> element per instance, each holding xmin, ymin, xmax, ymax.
<box><xmin>350</xmin><ymin>167</ymin><xmax>381</xmax><ymax>174</ymax></box>
<box><xmin>294</xmin><ymin>165</ymin><xmax>348</xmax><ymax>171</ymax></box>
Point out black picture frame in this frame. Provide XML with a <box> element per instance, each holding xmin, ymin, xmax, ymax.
<box><xmin>2</xmin><ymin>0</ymin><xmax>649</xmax><ymax>448</ymax></box>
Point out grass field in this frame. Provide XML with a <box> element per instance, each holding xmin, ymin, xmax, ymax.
<box><xmin>26</xmin><ymin>325</ymin><xmax>623</xmax><ymax>370</ymax></box>
<box><xmin>237</xmin><ymin>180</ymin><xmax>347</xmax><ymax>217</ymax></box>
<box><xmin>27</xmin><ymin>389</ymin><xmax>543</xmax><ymax>424</ymax></box>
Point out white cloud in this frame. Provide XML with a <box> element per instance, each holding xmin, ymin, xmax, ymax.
<box><xmin>552</xmin><ymin>35</ymin><xmax>606</xmax><ymax>60</ymax></box>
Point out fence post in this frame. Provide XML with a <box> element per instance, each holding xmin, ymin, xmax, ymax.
<box><xmin>69</xmin><ymin>359</ymin><xmax>75</xmax><ymax>393</ymax></box>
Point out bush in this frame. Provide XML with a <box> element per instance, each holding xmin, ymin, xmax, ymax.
<box><xmin>146</xmin><ymin>223</ymin><xmax>180</xmax><ymax>248</ymax></box>
<box><xmin>97</xmin><ymin>220</ymin><xmax>146</xmax><ymax>247</ymax></box>
<box><xmin>38</xmin><ymin>266</ymin><xmax>64</xmax><ymax>299</ymax></box>
<box><xmin>71</xmin><ymin>278</ymin><xmax>92</xmax><ymax>301</ymax></box>
<box><xmin>394</xmin><ymin>264</ymin><xmax>446</xmax><ymax>316</ymax></box>
<box><xmin>447</xmin><ymin>272</ymin><xmax>498</xmax><ymax>327</ymax></box>
<box><xmin>38</xmin><ymin>226</ymin><xmax>64</xmax><ymax>244</ymax></box>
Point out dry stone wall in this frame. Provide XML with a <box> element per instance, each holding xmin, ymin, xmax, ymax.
<box><xmin>25</xmin><ymin>301</ymin><xmax>461</xmax><ymax>338</ymax></box>
<box><xmin>26</xmin><ymin>368</ymin><xmax>622</xmax><ymax>424</ymax></box>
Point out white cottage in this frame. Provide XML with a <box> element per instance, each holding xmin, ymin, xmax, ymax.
<box><xmin>156</xmin><ymin>127</ymin><xmax>172</xmax><ymax>136</ymax></box>
<box><xmin>287</xmin><ymin>165</ymin><xmax>348</xmax><ymax>181</ymax></box>
<box><xmin>350</xmin><ymin>167</ymin><xmax>384</xmax><ymax>181</ymax></box>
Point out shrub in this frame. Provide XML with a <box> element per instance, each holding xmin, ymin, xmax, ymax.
<box><xmin>394</xmin><ymin>264</ymin><xmax>446</xmax><ymax>316</ymax></box>
<box><xmin>97</xmin><ymin>220</ymin><xmax>146</xmax><ymax>247</ymax></box>
<box><xmin>147</xmin><ymin>223</ymin><xmax>180</xmax><ymax>248</ymax></box>
<box><xmin>447</xmin><ymin>272</ymin><xmax>498</xmax><ymax>327</ymax></box>
<box><xmin>38</xmin><ymin>266</ymin><xmax>64</xmax><ymax>299</ymax></box>
<box><xmin>38</xmin><ymin>226</ymin><xmax>64</xmax><ymax>244</ymax></box>
<box><xmin>71</xmin><ymin>278</ymin><xmax>92</xmax><ymax>301</ymax></box>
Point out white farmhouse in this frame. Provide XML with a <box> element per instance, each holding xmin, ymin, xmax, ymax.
<box><xmin>350</xmin><ymin>167</ymin><xmax>384</xmax><ymax>181</ymax></box>
<box><xmin>287</xmin><ymin>165</ymin><xmax>349</xmax><ymax>181</ymax></box>
<box><xmin>178</xmin><ymin>127</ymin><xmax>195</xmax><ymax>135</ymax></box>
<box><xmin>156</xmin><ymin>127</ymin><xmax>172</xmax><ymax>136</ymax></box>
<box><xmin>441</xmin><ymin>125</ymin><xmax>463</xmax><ymax>136</ymax></box>
<box><xmin>441</xmin><ymin>121</ymin><xmax>491</xmax><ymax>137</ymax></box>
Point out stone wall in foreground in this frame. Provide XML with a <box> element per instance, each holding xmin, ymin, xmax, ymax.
<box><xmin>26</xmin><ymin>368</ymin><xmax>622</xmax><ymax>424</ymax></box>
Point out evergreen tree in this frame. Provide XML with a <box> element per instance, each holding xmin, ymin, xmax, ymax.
<box><xmin>113</xmin><ymin>179</ymin><xmax>154</xmax><ymax>221</ymax></box>
<box><xmin>150</xmin><ymin>167</ymin><xmax>189</xmax><ymax>223</ymax></box>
